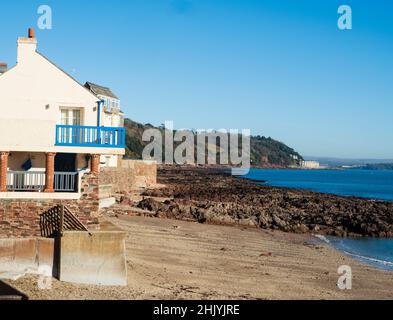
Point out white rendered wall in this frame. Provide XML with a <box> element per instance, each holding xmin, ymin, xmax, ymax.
<box><xmin>0</xmin><ymin>37</ymin><xmax>124</xmax><ymax>156</ymax></box>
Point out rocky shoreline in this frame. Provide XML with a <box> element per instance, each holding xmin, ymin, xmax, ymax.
<box><xmin>130</xmin><ymin>166</ymin><xmax>393</xmax><ymax>238</ymax></box>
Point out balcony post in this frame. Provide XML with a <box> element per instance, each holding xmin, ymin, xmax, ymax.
<box><xmin>0</xmin><ymin>152</ymin><xmax>9</xmax><ymax>192</ymax></box>
<box><xmin>91</xmin><ymin>154</ymin><xmax>100</xmax><ymax>173</ymax></box>
<box><xmin>44</xmin><ymin>152</ymin><xmax>56</xmax><ymax>193</ymax></box>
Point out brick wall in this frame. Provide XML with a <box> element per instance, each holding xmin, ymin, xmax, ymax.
<box><xmin>99</xmin><ymin>160</ymin><xmax>157</xmax><ymax>195</ymax></box>
<box><xmin>0</xmin><ymin>173</ymin><xmax>100</xmax><ymax>238</ymax></box>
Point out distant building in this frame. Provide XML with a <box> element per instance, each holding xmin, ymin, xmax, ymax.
<box><xmin>300</xmin><ymin>160</ymin><xmax>320</xmax><ymax>169</ymax></box>
<box><xmin>84</xmin><ymin>82</ymin><xmax>125</xmax><ymax>168</ymax></box>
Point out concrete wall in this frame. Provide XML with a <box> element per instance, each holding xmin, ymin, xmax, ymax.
<box><xmin>0</xmin><ymin>35</ymin><xmax>124</xmax><ymax>156</ymax></box>
<box><xmin>0</xmin><ymin>231</ymin><xmax>127</xmax><ymax>287</ymax></box>
<box><xmin>99</xmin><ymin>160</ymin><xmax>157</xmax><ymax>194</ymax></box>
<box><xmin>0</xmin><ymin>238</ymin><xmax>54</xmax><ymax>280</ymax></box>
<box><xmin>0</xmin><ymin>173</ymin><xmax>100</xmax><ymax>238</ymax></box>
<box><xmin>59</xmin><ymin>229</ymin><xmax>127</xmax><ymax>286</ymax></box>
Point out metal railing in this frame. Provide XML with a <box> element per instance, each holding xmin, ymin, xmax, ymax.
<box><xmin>6</xmin><ymin>171</ymin><xmax>78</xmax><ymax>192</ymax></box>
<box><xmin>55</xmin><ymin>125</ymin><xmax>126</xmax><ymax>148</ymax></box>
<box><xmin>7</xmin><ymin>171</ymin><xmax>46</xmax><ymax>192</ymax></box>
<box><xmin>54</xmin><ymin>172</ymin><xmax>78</xmax><ymax>192</ymax></box>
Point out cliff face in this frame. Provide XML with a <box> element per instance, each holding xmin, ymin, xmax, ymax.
<box><xmin>124</xmin><ymin>119</ymin><xmax>303</xmax><ymax>167</ymax></box>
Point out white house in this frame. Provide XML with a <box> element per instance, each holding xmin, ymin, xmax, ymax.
<box><xmin>84</xmin><ymin>82</ymin><xmax>125</xmax><ymax>167</ymax></box>
<box><xmin>300</xmin><ymin>160</ymin><xmax>320</xmax><ymax>169</ymax></box>
<box><xmin>0</xmin><ymin>28</ymin><xmax>125</xmax><ymax>197</ymax></box>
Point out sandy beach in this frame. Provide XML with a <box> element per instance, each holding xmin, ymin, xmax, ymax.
<box><xmin>6</xmin><ymin>215</ymin><xmax>393</xmax><ymax>300</ymax></box>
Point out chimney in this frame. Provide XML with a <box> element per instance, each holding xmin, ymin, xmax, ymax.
<box><xmin>0</xmin><ymin>63</ymin><xmax>7</xmax><ymax>75</ymax></box>
<box><xmin>28</xmin><ymin>28</ymin><xmax>35</xmax><ymax>39</ymax></box>
<box><xmin>17</xmin><ymin>28</ymin><xmax>37</xmax><ymax>64</ymax></box>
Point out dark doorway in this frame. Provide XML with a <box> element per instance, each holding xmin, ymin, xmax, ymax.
<box><xmin>55</xmin><ymin>153</ymin><xmax>76</xmax><ymax>172</ymax></box>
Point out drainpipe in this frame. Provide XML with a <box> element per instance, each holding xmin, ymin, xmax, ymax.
<box><xmin>97</xmin><ymin>100</ymin><xmax>104</xmax><ymax>144</ymax></box>
<box><xmin>97</xmin><ymin>100</ymin><xmax>104</xmax><ymax>127</ymax></box>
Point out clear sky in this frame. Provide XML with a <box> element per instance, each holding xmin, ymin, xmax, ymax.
<box><xmin>1</xmin><ymin>0</ymin><xmax>392</xmax><ymax>159</ymax></box>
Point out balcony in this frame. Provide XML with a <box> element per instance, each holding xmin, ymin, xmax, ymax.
<box><xmin>55</xmin><ymin>125</ymin><xmax>126</xmax><ymax>148</ymax></box>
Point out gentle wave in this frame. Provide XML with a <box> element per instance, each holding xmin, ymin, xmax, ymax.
<box><xmin>343</xmin><ymin>251</ymin><xmax>393</xmax><ymax>268</ymax></box>
<box><xmin>314</xmin><ymin>234</ymin><xmax>330</xmax><ymax>244</ymax></box>
<box><xmin>314</xmin><ymin>235</ymin><xmax>393</xmax><ymax>271</ymax></box>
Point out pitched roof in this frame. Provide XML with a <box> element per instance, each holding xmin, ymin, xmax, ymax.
<box><xmin>84</xmin><ymin>82</ymin><xmax>119</xmax><ymax>100</ymax></box>
<box><xmin>37</xmin><ymin>52</ymin><xmax>100</xmax><ymax>101</ymax></box>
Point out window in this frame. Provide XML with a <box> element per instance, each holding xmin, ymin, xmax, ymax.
<box><xmin>60</xmin><ymin>108</ymin><xmax>82</xmax><ymax>144</ymax></box>
<box><xmin>72</xmin><ymin>110</ymin><xmax>81</xmax><ymax>126</ymax></box>
<box><xmin>60</xmin><ymin>108</ymin><xmax>82</xmax><ymax>126</ymax></box>
<box><xmin>61</xmin><ymin>109</ymin><xmax>68</xmax><ymax>125</ymax></box>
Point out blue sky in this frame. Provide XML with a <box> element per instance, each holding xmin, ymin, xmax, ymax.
<box><xmin>1</xmin><ymin>0</ymin><xmax>392</xmax><ymax>158</ymax></box>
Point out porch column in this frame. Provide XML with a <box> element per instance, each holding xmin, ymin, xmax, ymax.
<box><xmin>0</xmin><ymin>152</ymin><xmax>9</xmax><ymax>192</ymax></box>
<box><xmin>44</xmin><ymin>152</ymin><xmax>56</xmax><ymax>193</ymax></box>
<box><xmin>91</xmin><ymin>154</ymin><xmax>100</xmax><ymax>173</ymax></box>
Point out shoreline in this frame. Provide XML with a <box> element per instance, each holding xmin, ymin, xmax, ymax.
<box><xmin>5</xmin><ymin>166</ymin><xmax>393</xmax><ymax>300</ymax></box>
<box><xmin>6</xmin><ymin>215</ymin><xmax>393</xmax><ymax>300</ymax></box>
<box><xmin>132</xmin><ymin>166</ymin><xmax>393</xmax><ymax>238</ymax></box>
<box><xmin>212</xmin><ymin>167</ymin><xmax>393</xmax><ymax>271</ymax></box>
<box><xmin>315</xmin><ymin>235</ymin><xmax>393</xmax><ymax>272</ymax></box>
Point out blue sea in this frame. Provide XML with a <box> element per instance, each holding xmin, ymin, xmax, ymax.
<box><xmin>244</xmin><ymin>168</ymin><xmax>393</xmax><ymax>202</ymax></box>
<box><xmin>243</xmin><ymin>168</ymin><xmax>393</xmax><ymax>271</ymax></box>
<box><xmin>316</xmin><ymin>235</ymin><xmax>393</xmax><ymax>271</ymax></box>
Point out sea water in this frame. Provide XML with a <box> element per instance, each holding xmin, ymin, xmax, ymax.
<box><xmin>316</xmin><ymin>235</ymin><xmax>393</xmax><ymax>271</ymax></box>
<box><xmin>243</xmin><ymin>169</ymin><xmax>393</xmax><ymax>271</ymax></box>
<box><xmin>244</xmin><ymin>168</ymin><xmax>393</xmax><ymax>202</ymax></box>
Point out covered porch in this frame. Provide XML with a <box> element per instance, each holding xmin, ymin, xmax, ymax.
<box><xmin>0</xmin><ymin>151</ymin><xmax>101</xmax><ymax>194</ymax></box>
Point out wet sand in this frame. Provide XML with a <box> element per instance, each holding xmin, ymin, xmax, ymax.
<box><xmin>6</xmin><ymin>215</ymin><xmax>393</xmax><ymax>300</ymax></box>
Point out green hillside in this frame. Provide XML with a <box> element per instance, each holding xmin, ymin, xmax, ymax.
<box><xmin>124</xmin><ymin>118</ymin><xmax>303</xmax><ymax>167</ymax></box>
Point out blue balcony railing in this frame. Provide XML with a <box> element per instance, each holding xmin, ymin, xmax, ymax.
<box><xmin>55</xmin><ymin>125</ymin><xmax>126</xmax><ymax>148</ymax></box>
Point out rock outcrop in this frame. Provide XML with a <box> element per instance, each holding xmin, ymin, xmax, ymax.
<box><xmin>134</xmin><ymin>167</ymin><xmax>393</xmax><ymax>238</ymax></box>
